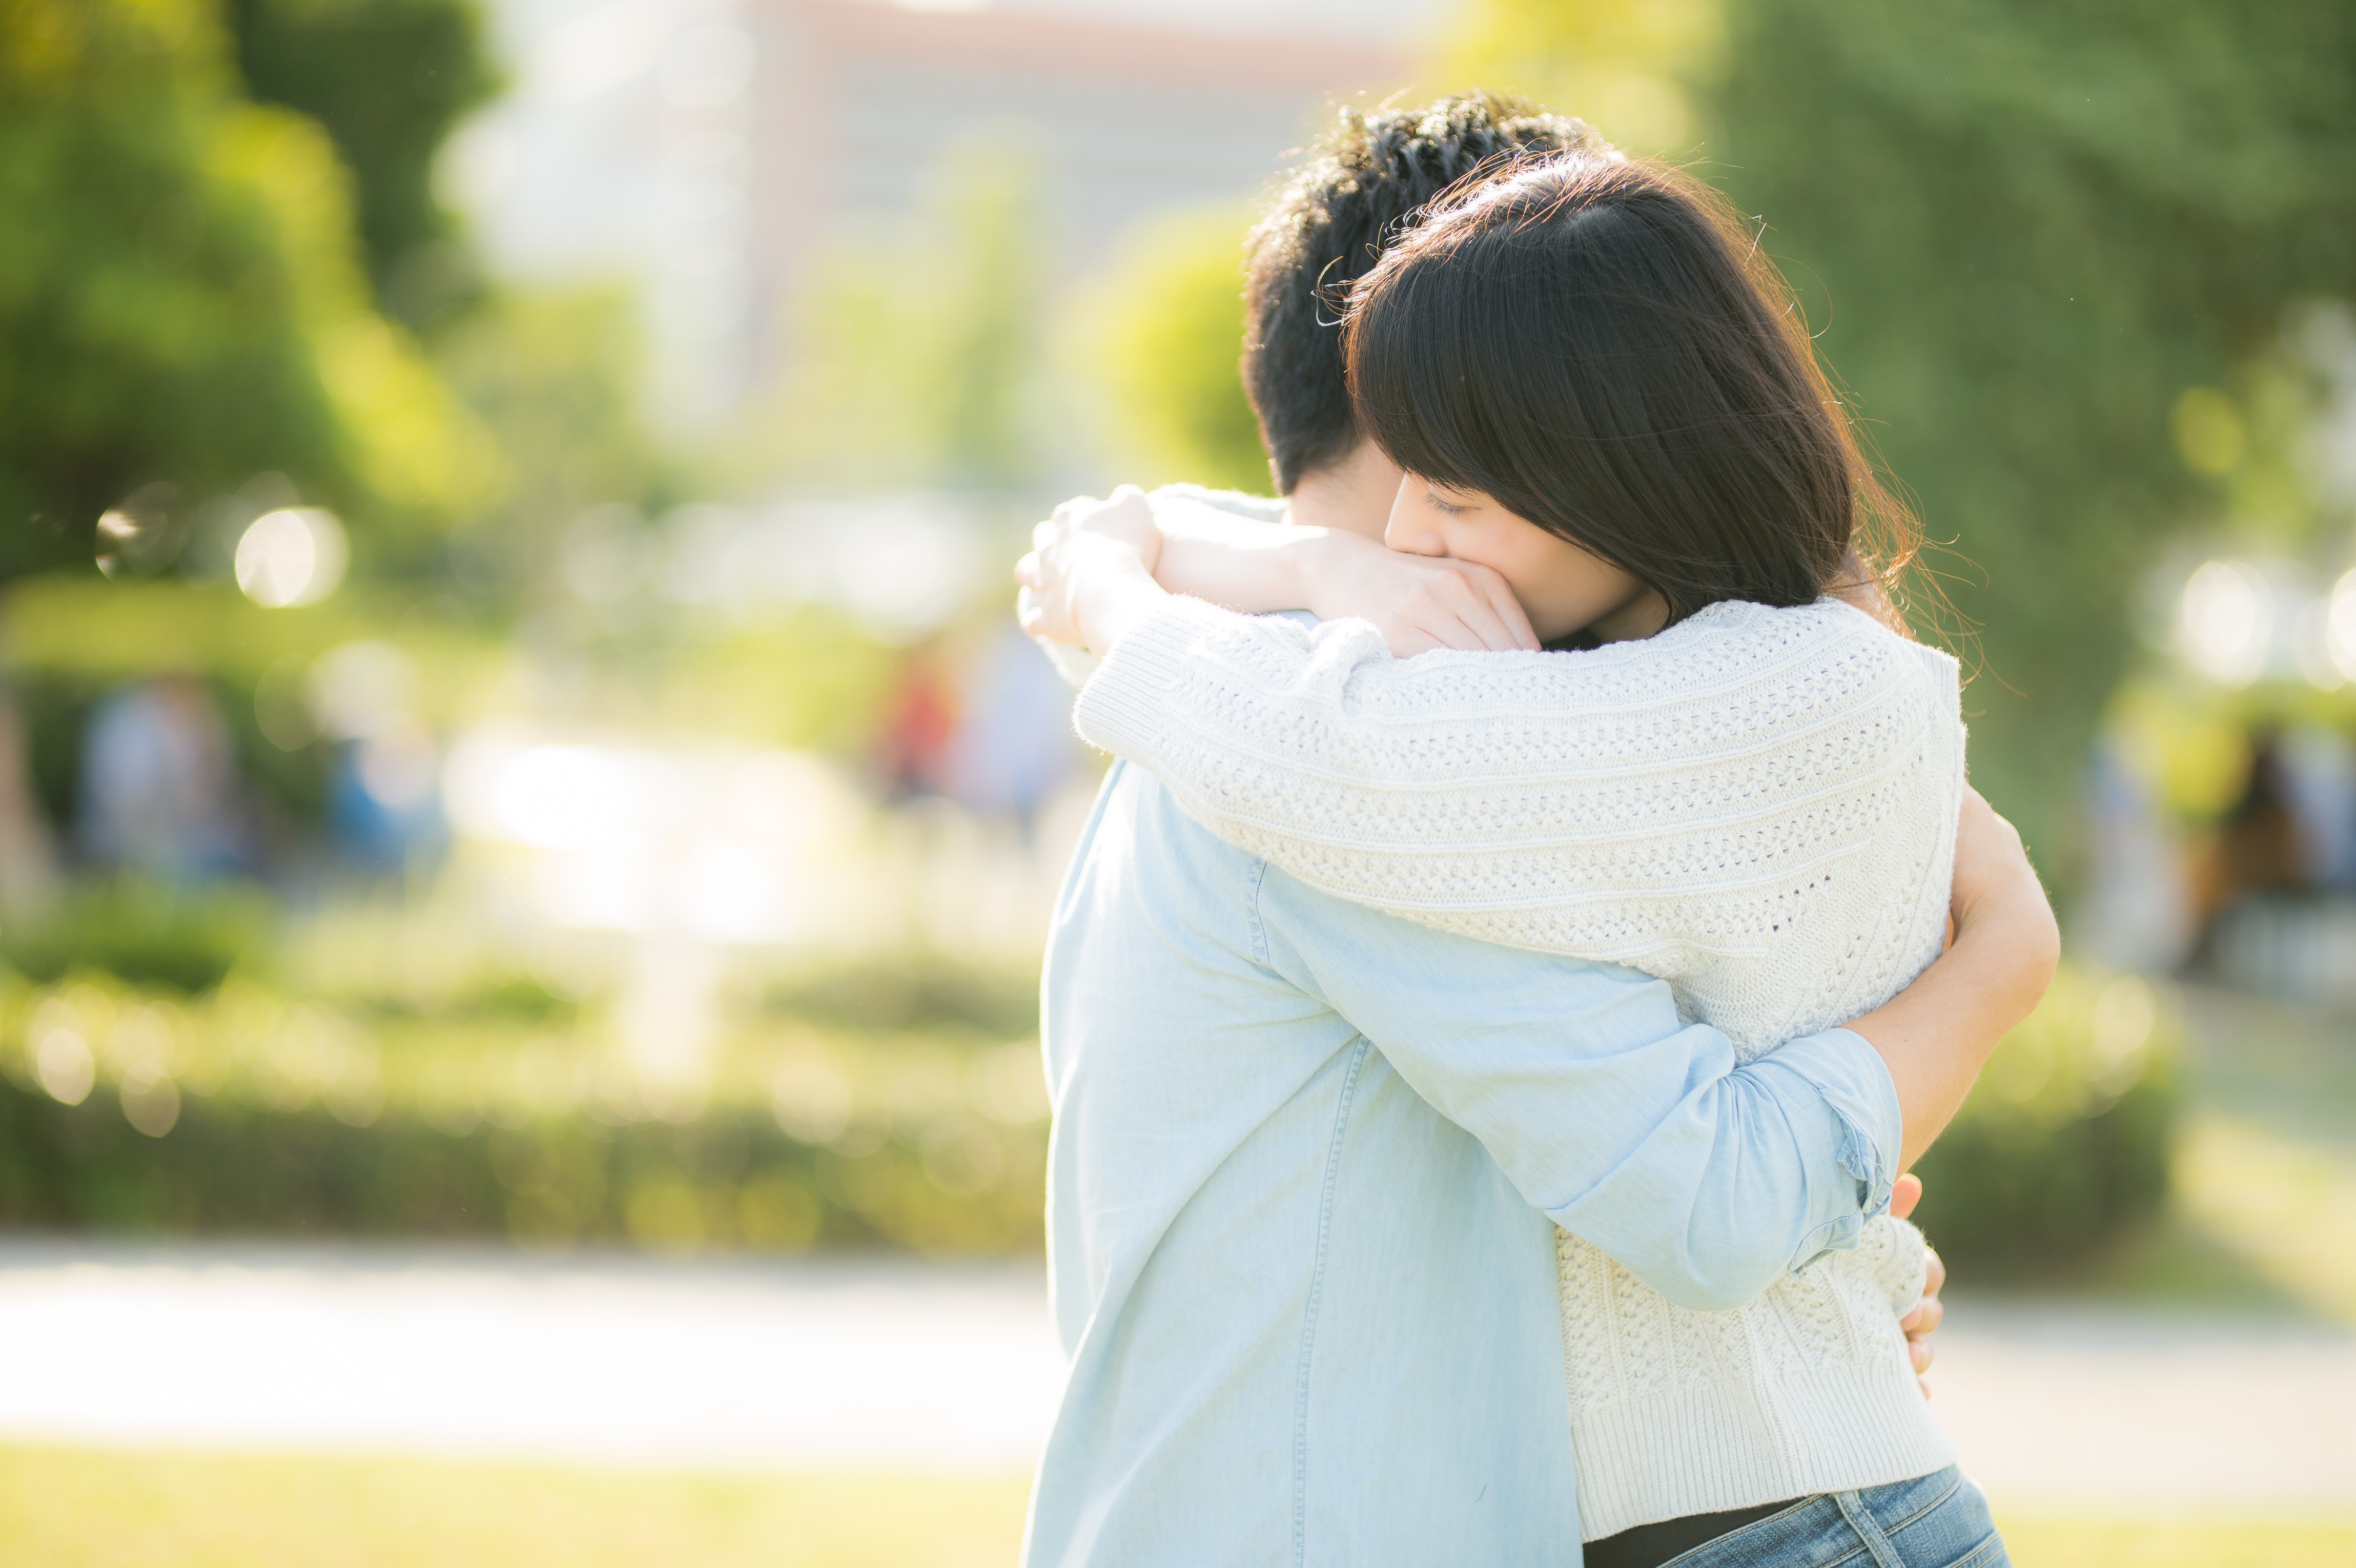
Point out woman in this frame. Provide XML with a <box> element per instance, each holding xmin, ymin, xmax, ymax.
<box><xmin>1021</xmin><ymin>150</ymin><xmax>2010</xmax><ymax>1568</ymax></box>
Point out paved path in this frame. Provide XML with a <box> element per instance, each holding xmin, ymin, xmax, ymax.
<box><xmin>4</xmin><ymin>1241</ymin><xmax>2353</xmax><ymax>1508</ymax></box>
<box><xmin>0</xmin><ymin>1242</ymin><xmax>1061</xmax><ymax>1470</ymax></box>
<box><xmin>1927</xmin><ymin>1295</ymin><xmax>2356</xmax><ymax>1509</ymax></box>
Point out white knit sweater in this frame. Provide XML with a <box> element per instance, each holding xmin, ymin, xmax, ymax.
<box><xmin>1070</xmin><ymin>590</ymin><xmax>1963</xmax><ymax>1539</ymax></box>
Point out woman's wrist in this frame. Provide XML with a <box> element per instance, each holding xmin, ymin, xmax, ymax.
<box><xmin>1074</xmin><ymin>544</ymin><xmax>1171</xmax><ymax>657</ymax></box>
<box><xmin>1285</xmin><ymin>529</ymin><xmax>1376</xmax><ymax>623</ymax></box>
<box><xmin>1149</xmin><ymin>510</ymin><xmax>1327</xmax><ymax>615</ymax></box>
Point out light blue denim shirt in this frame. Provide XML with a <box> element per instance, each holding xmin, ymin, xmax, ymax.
<box><xmin>1022</xmin><ymin>761</ymin><xmax>1902</xmax><ymax>1568</ymax></box>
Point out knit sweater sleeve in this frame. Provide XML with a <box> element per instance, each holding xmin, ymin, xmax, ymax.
<box><xmin>1855</xmin><ymin>1214</ymin><xmax>1933</xmax><ymax>1315</ymax></box>
<box><xmin>1072</xmin><ymin>592</ymin><xmax>1962</xmax><ymax>996</ymax></box>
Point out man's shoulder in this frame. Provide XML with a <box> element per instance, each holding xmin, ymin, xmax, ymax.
<box><xmin>1149</xmin><ymin>482</ymin><xmax>1288</xmax><ymax>525</ymax></box>
<box><xmin>1068</xmin><ymin>761</ymin><xmax>1267</xmax><ymax>903</ymax></box>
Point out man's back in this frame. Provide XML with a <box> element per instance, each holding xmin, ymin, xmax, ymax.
<box><xmin>1028</xmin><ymin>760</ymin><xmax>1578</xmax><ymax>1566</ymax></box>
<box><xmin>1028</xmin><ymin>750</ymin><xmax>1903</xmax><ymax>1566</ymax></box>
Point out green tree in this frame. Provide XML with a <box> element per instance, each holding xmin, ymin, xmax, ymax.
<box><xmin>1699</xmin><ymin>0</ymin><xmax>2356</xmax><ymax>868</ymax></box>
<box><xmin>224</xmin><ymin>0</ymin><xmax>502</xmax><ymax>324</ymax></box>
<box><xmin>434</xmin><ymin>284</ymin><xmax>660</xmax><ymax>581</ymax></box>
<box><xmin>1080</xmin><ymin>206</ymin><xmax>1271</xmax><ymax>497</ymax></box>
<box><xmin>748</xmin><ymin>139</ymin><xmax>1049</xmax><ymax>493</ymax></box>
<box><xmin>0</xmin><ymin>0</ymin><xmax>499</xmax><ymax>580</ymax></box>
<box><xmin>1453</xmin><ymin>0</ymin><xmax>2356</xmax><ymax>869</ymax></box>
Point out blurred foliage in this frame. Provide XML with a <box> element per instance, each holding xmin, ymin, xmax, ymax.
<box><xmin>0</xmin><ymin>0</ymin><xmax>501</xmax><ymax>580</ymax></box>
<box><xmin>224</xmin><ymin>0</ymin><xmax>502</xmax><ymax>324</ymax></box>
<box><xmin>1079</xmin><ymin>206</ymin><xmax>1272</xmax><ymax>497</ymax></box>
<box><xmin>0</xmin><ymin>957</ymin><xmax>1049</xmax><ymax>1254</ymax></box>
<box><xmin>1450</xmin><ymin>0</ymin><xmax>2356</xmax><ymax>874</ymax></box>
<box><xmin>1696</xmin><ymin>0</ymin><xmax>2356</xmax><ymax>872</ymax></box>
<box><xmin>2175</xmin><ymin>1113</ymin><xmax>2356</xmax><ymax>1327</ymax></box>
<box><xmin>655</xmin><ymin>606</ymin><xmax>900</xmax><ymax>756</ymax></box>
<box><xmin>1445</xmin><ymin>0</ymin><xmax>1718</xmax><ymax>157</ymax></box>
<box><xmin>1</xmin><ymin>576</ymin><xmax>485</xmax><ymax>690</ymax></box>
<box><xmin>434</xmin><ymin>285</ymin><xmax>666</xmax><ymax>592</ymax></box>
<box><xmin>0</xmin><ymin>879</ymin><xmax>270</xmax><ymax>993</ymax></box>
<box><xmin>763</xmin><ymin>951</ymin><xmax>1038</xmax><ymax>1037</ymax></box>
<box><xmin>1912</xmin><ymin>965</ymin><xmax>2182</xmax><ymax>1274</ymax></box>
<box><xmin>742</xmin><ymin>140</ymin><xmax>1047</xmax><ymax>493</ymax></box>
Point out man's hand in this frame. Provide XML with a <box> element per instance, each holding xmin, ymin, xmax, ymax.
<box><xmin>1886</xmin><ymin>1172</ymin><xmax>1945</xmax><ymax>1399</ymax></box>
<box><xmin>1016</xmin><ymin>486</ymin><xmax>1168</xmax><ymax>653</ymax></box>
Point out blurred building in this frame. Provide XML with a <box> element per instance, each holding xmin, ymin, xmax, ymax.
<box><xmin>449</xmin><ymin>0</ymin><xmax>1432</xmax><ymax>429</ymax></box>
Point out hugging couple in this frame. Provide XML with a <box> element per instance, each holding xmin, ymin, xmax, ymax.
<box><xmin>1014</xmin><ymin>94</ymin><xmax>2059</xmax><ymax>1568</ymax></box>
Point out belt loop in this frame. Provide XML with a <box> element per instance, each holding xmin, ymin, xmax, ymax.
<box><xmin>1833</xmin><ymin>1490</ymin><xmax>1907</xmax><ymax>1568</ymax></box>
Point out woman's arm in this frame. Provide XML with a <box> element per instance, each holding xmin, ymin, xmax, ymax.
<box><xmin>1019</xmin><ymin>487</ymin><xmax>1538</xmax><ymax>656</ymax></box>
<box><xmin>1841</xmin><ymin>788</ymin><xmax>2060</xmax><ymax>1168</ymax></box>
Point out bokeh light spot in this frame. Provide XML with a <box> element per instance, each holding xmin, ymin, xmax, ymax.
<box><xmin>235</xmin><ymin>507</ymin><xmax>347</xmax><ymax>607</ymax></box>
<box><xmin>35</xmin><ymin>1028</ymin><xmax>95</xmax><ymax>1107</ymax></box>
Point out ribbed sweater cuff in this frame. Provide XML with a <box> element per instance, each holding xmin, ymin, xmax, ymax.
<box><xmin>1070</xmin><ymin>594</ymin><xmax>1240</xmax><ymax>760</ymax></box>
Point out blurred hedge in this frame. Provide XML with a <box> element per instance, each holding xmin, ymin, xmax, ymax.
<box><xmin>0</xmin><ymin>881</ymin><xmax>270</xmax><ymax>994</ymax></box>
<box><xmin>1912</xmin><ymin>965</ymin><xmax>2181</xmax><ymax>1274</ymax></box>
<box><xmin>0</xmin><ymin>956</ymin><xmax>1048</xmax><ymax>1255</ymax></box>
<box><xmin>0</xmin><ymin>1077</ymin><xmax>1042</xmax><ymax>1255</ymax></box>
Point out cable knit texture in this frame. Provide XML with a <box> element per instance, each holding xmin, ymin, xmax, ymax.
<box><xmin>1071</xmin><ymin>591</ymin><xmax>1962</xmax><ymax>1538</ymax></box>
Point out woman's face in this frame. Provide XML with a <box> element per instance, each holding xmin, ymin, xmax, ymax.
<box><xmin>1385</xmin><ymin>477</ymin><xmax>1667</xmax><ymax>645</ymax></box>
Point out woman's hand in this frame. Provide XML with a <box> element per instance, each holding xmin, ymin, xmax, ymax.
<box><xmin>1298</xmin><ymin>531</ymin><xmax>1540</xmax><ymax>656</ymax></box>
<box><xmin>1016</xmin><ymin>486</ymin><xmax>1169</xmax><ymax>654</ymax></box>
<box><xmin>1949</xmin><ymin>788</ymin><xmax>2061</xmax><ymax>1028</ymax></box>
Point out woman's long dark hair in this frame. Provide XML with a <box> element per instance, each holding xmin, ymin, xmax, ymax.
<box><xmin>1342</xmin><ymin>151</ymin><xmax>1919</xmax><ymax>632</ymax></box>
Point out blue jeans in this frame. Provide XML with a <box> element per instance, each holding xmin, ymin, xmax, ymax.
<box><xmin>1656</xmin><ymin>1468</ymin><xmax>2009</xmax><ymax>1568</ymax></box>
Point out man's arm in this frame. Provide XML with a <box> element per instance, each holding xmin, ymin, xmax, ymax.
<box><xmin>1252</xmin><ymin>792</ymin><xmax>2055</xmax><ymax>1313</ymax></box>
<box><xmin>1256</xmin><ymin>869</ymin><xmax>1899</xmax><ymax>1313</ymax></box>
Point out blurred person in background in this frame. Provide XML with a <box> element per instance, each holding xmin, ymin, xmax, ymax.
<box><xmin>2078</xmin><ymin>735</ymin><xmax>2195</xmax><ymax>975</ymax></box>
<box><xmin>943</xmin><ymin>620</ymin><xmax>1080</xmax><ymax>838</ymax></box>
<box><xmin>327</xmin><ymin>720</ymin><xmax>446</xmax><ymax>880</ymax></box>
<box><xmin>1017</xmin><ymin>96</ymin><xmax>2056</xmax><ymax>1568</ymax></box>
<box><xmin>875</xmin><ymin>636</ymin><xmax>959</xmax><ymax>801</ymax></box>
<box><xmin>2186</xmin><ymin>726</ymin><xmax>2318</xmax><ymax>969</ymax></box>
<box><xmin>76</xmin><ymin>673</ymin><xmax>250</xmax><ymax>882</ymax></box>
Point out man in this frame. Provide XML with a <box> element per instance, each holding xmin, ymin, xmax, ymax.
<box><xmin>1022</xmin><ymin>94</ymin><xmax>2056</xmax><ymax>1566</ymax></box>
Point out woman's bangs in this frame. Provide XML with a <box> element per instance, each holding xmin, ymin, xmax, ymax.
<box><xmin>1348</xmin><ymin>268</ymin><xmax>1492</xmax><ymax>493</ymax></box>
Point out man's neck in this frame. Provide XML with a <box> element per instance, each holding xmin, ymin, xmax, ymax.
<box><xmin>1286</xmin><ymin>442</ymin><xmax>1401</xmax><ymax>541</ymax></box>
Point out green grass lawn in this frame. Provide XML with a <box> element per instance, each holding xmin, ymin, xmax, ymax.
<box><xmin>1997</xmin><ymin>1515</ymin><xmax>2356</xmax><ymax>1567</ymax></box>
<box><xmin>4</xmin><ymin>1445</ymin><xmax>2351</xmax><ymax>1567</ymax></box>
<box><xmin>0</xmin><ymin>1446</ymin><xmax>1030</xmax><ymax>1568</ymax></box>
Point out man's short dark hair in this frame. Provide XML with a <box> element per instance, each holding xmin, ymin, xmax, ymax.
<box><xmin>1244</xmin><ymin>92</ymin><xmax>1604</xmax><ymax>493</ymax></box>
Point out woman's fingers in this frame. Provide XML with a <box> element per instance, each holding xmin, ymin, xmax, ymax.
<box><xmin>1408</xmin><ymin>559</ymin><xmax>1535</xmax><ymax>653</ymax></box>
<box><xmin>1474</xmin><ymin>569</ymin><xmax>1540</xmax><ymax>650</ymax></box>
<box><xmin>1428</xmin><ymin>570</ymin><xmax>1519</xmax><ymax>652</ymax></box>
<box><xmin>1370</xmin><ymin>562</ymin><xmax>1544</xmax><ymax>656</ymax></box>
